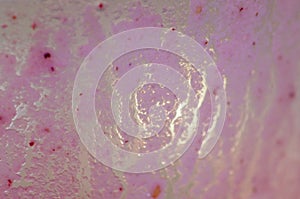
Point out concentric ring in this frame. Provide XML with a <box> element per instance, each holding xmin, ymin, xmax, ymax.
<box><xmin>72</xmin><ymin>27</ymin><xmax>227</xmax><ymax>173</ymax></box>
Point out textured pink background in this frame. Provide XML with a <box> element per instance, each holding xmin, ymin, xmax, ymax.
<box><xmin>0</xmin><ymin>0</ymin><xmax>299</xmax><ymax>198</ymax></box>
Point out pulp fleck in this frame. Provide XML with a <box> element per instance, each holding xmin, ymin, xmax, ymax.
<box><xmin>195</xmin><ymin>6</ymin><xmax>202</xmax><ymax>14</ymax></box>
<box><xmin>151</xmin><ymin>185</ymin><xmax>161</xmax><ymax>198</ymax></box>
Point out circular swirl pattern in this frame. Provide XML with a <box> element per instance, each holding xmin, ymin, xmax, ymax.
<box><xmin>72</xmin><ymin>27</ymin><xmax>227</xmax><ymax>173</ymax></box>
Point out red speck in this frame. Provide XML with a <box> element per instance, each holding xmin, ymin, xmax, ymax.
<box><xmin>52</xmin><ymin>148</ymin><xmax>56</xmax><ymax>152</ymax></box>
<box><xmin>79</xmin><ymin>93</ymin><xmax>83</xmax><ymax>96</ymax></box>
<box><xmin>29</xmin><ymin>141</ymin><xmax>35</xmax><ymax>147</ymax></box>
<box><xmin>289</xmin><ymin>91</ymin><xmax>295</xmax><ymax>99</ymax></box>
<box><xmin>252</xmin><ymin>186</ymin><xmax>257</xmax><ymax>193</ymax></box>
<box><xmin>44</xmin><ymin>128</ymin><xmax>50</xmax><ymax>132</ymax></box>
<box><xmin>129</xmin><ymin>63</ymin><xmax>132</xmax><ymax>66</ymax></box>
<box><xmin>204</xmin><ymin>41</ymin><xmax>208</xmax><ymax>45</ymax></box>
<box><xmin>2</xmin><ymin>24</ymin><xmax>8</xmax><ymax>29</ymax></box>
<box><xmin>239</xmin><ymin>158</ymin><xmax>244</xmax><ymax>164</ymax></box>
<box><xmin>50</xmin><ymin>66</ymin><xmax>55</xmax><ymax>72</ymax></box>
<box><xmin>276</xmin><ymin>139</ymin><xmax>283</xmax><ymax>146</ymax></box>
<box><xmin>255</xmin><ymin>12</ymin><xmax>259</xmax><ymax>16</ymax></box>
<box><xmin>171</xmin><ymin>28</ymin><xmax>176</xmax><ymax>31</ymax></box>
<box><xmin>151</xmin><ymin>185</ymin><xmax>161</xmax><ymax>198</ymax></box>
<box><xmin>119</xmin><ymin>187</ymin><xmax>123</xmax><ymax>191</ymax></box>
<box><xmin>98</xmin><ymin>3</ymin><xmax>104</xmax><ymax>9</ymax></box>
<box><xmin>7</xmin><ymin>179</ymin><xmax>12</xmax><ymax>187</ymax></box>
<box><xmin>12</xmin><ymin>15</ymin><xmax>17</xmax><ymax>20</ymax></box>
<box><xmin>252</xmin><ymin>41</ymin><xmax>256</xmax><ymax>46</ymax></box>
<box><xmin>213</xmin><ymin>88</ymin><xmax>218</xmax><ymax>95</ymax></box>
<box><xmin>115</xmin><ymin>66</ymin><xmax>119</xmax><ymax>71</ymax></box>
<box><xmin>239</xmin><ymin>7</ymin><xmax>244</xmax><ymax>12</ymax></box>
<box><xmin>44</xmin><ymin>52</ymin><xmax>51</xmax><ymax>59</ymax></box>
<box><xmin>0</xmin><ymin>115</ymin><xmax>3</xmax><ymax>121</ymax></box>
<box><xmin>31</xmin><ymin>23</ymin><xmax>37</xmax><ymax>30</ymax></box>
<box><xmin>124</xmin><ymin>140</ymin><xmax>129</xmax><ymax>144</ymax></box>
